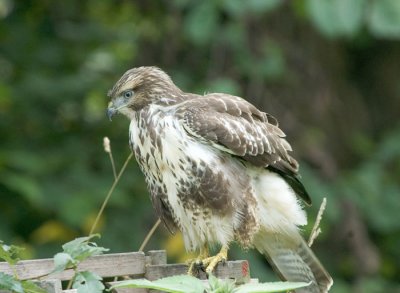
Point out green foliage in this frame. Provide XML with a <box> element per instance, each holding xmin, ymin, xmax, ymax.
<box><xmin>72</xmin><ymin>271</ymin><xmax>104</xmax><ymax>293</ymax></box>
<box><xmin>1</xmin><ymin>236</ymin><xmax>107</xmax><ymax>292</ymax></box>
<box><xmin>52</xmin><ymin>234</ymin><xmax>108</xmax><ymax>273</ymax></box>
<box><xmin>111</xmin><ymin>275</ymin><xmax>205</xmax><ymax>293</ymax></box>
<box><xmin>208</xmin><ymin>274</ymin><xmax>236</xmax><ymax>292</ymax></box>
<box><xmin>52</xmin><ymin>252</ymin><xmax>75</xmax><ymax>274</ymax></box>
<box><xmin>369</xmin><ymin>0</ymin><xmax>400</xmax><ymax>38</ymax></box>
<box><xmin>306</xmin><ymin>0</ymin><xmax>400</xmax><ymax>38</ymax></box>
<box><xmin>60</xmin><ymin>234</ymin><xmax>109</xmax><ymax>262</ymax></box>
<box><xmin>234</xmin><ymin>281</ymin><xmax>311</xmax><ymax>293</ymax></box>
<box><xmin>0</xmin><ymin>272</ymin><xmax>24</xmax><ymax>293</ymax></box>
<box><xmin>185</xmin><ymin>2</ymin><xmax>218</xmax><ymax>46</ymax></box>
<box><xmin>306</xmin><ymin>0</ymin><xmax>364</xmax><ymax>37</ymax></box>
<box><xmin>0</xmin><ymin>241</ymin><xmax>24</xmax><ymax>266</ymax></box>
<box><xmin>111</xmin><ymin>274</ymin><xmax>310</xmax><ymax>293</ymax></box>
<box><xmin>0</xmin><ymin>242</ymin><xmax>46</xmax><ymax>293</ymax></box>
<box><xmin>342</xmin><ymin>127</ymin><xmax>400</xmax><ymax>233</ymax></box>
<box><xmin>20</xmin><ymin>281</ymin><xmax>48</xmax><ymax>293</ymax></box>
<box><xmin>50</xmin><ymin>235</ymin><xmax>108</xmax><ymax>292</ymax></box>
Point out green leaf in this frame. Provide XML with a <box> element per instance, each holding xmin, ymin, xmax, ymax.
<box><xmin>0</xmin><ymin>272</ymin><xmax>24</xmax><ymax>293</ymax></box>
<box><xmin>307</xmin><ymin>0</ymin><xmax>338</xmax><ymax>37</ymax></box>
<box><xmin>52</xmin><ymin>252</ymin><xmax>75</xmax><ymax>273</ymax></box>
<box><xmin>0</xmin><ymin>241</ymin><xmax>24</xmax><ymax>265</ymax></box>
<box><xmin>153</xmin><ymin>275</ymin><xmax>204</xmax><ymax>293</ymax></box>
<box><xmin>21</xmin><ymin>280</ymin><xmax>48</xmax><ymax>293</ymax></box>
<box><xmin>334</xmin><ymin>0</ymin><xmax>365</xmax><ymax>36</ymax></box>
<box><xmin>111</xmin><ymin>275</ymin><xmax>205</xmax><ymax>293</ymax></box>
<box><xmin>111</xmin><ymin>279</ymin><xmax>160</xmax><ymax>291</ymax></box>
<box><xmin>73</xmin><ymin>271</ymin><xmax>104</xmax><ymax>293</ymax></box>
<box><xmin>61</xmin><ymin>235</ymin><xmax>97</xmax><ymax>254</ymax></box>
<box><xmin>62</xmin><ymin>234</ymin><xmax>108</xmax><ymax>262</ymax></box>
<box><xmin>208</xmin><ymin>274</ymin><xmax>235</xmax><ymax>292</ymax></box>
<box><xmin>234</xmin><ymin>281</ymin><xmax>311</xmax><ymax>293</ymax></box>
<box><xmin>306</xmin><ymin>0</ymin><xmax>364</xmax><ymax>37</ymax></box>
<box><xmin>368</xmin><ymin>0</ymin><xmax>400</xmax><ymax>38</ymax></box>
<box><xmin>185</xmin><ymin>1</ymin><xmax>218</xmax><ymax>45</ymax></box>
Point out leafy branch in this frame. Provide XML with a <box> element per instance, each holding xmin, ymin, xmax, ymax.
<box><xmin>51</xmin><ymin>234</ymin><xmax>108</xmax><ymax>291</ymax></box>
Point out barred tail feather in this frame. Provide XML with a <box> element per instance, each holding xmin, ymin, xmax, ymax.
<box><xmin>254</xmin><ymin>231</ymin><xmax>333</xmax><ymax>292</ymax></box>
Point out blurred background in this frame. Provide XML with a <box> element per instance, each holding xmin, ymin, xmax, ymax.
<box><xmin>1</xmin><ymin>0</ymin><xmax>400</xmax><ymax>292</ymax></box>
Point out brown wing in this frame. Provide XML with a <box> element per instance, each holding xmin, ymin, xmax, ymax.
<box><xmin>176</xmin><ymin>93</ymin><xmax>311</xmax><ymax>205</ymax></box>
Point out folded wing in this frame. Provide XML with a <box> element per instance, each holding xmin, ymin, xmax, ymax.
<box><xmin>176</xmin><ymin>93</ymin><xmax>311</xmax><ymax>205</ymax></box>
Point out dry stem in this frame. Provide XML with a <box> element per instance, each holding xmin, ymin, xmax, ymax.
<box><xmin>89</xmin><ymin>152</ymin><xmax>133</xmax><ymax>235</ymax></box>
<box><xmin>103</xmin><ymin>137</ymin><xmax>117</xmax><ymax>180</ymax></box>
<box><xmin>308</xmin><ymin>197</ymin><xmax>327</xmax><ymax>247</ymax></box>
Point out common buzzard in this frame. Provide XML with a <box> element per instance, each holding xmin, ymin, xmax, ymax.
<box><xmin>107</xmin><ymin>66</ymin><xmax>332</xmax><ymax>292</ymax></box>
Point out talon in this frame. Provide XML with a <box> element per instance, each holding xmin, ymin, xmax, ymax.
<box><xmin>204</xmin><ymin>245</ymin><xmax>229</xmax><ymax>275</ymax></box>
<box><xmin>188</xmin><ymin>259</ymin><xmax>204</xmax><ymax>276</ymax></box>
<box><xmin>187</xmin><ymin>245</ymin><xmax>209</xmax><ymax>275</ymax></box>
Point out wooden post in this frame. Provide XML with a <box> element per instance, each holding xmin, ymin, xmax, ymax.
<box><xmin>146</xmin><ymin>250</ymin><xmax>167</xmax><ymax>266</ymax></box>
<box><xmin>36</xmin><ymin>280</ymin><xmax>63</xmax><ymax>293</ymax></box>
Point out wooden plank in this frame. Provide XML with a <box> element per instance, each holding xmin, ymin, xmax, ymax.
<box><xmin>0</xmin><ymin>252</ymin><xmax>145</xmax><ymax>281</ymax></box>
<box><xmin>145</xmin><ymin>260</ymin><xmax>250</xmax><ymax>284</ymax></box>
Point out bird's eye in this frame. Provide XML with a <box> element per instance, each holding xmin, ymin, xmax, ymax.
<box><xmin>123</xmin><ymin>90</ymin><xmax>133</xmax><ymax>99</ymax></box>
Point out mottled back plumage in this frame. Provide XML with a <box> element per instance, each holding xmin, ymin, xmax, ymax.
<box><xmin>107</xmin><ymin>66</ymin><xmax>332</xmax><ymax>292</ymax></box>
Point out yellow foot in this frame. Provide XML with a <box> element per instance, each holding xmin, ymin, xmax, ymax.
<box><xmin>187</xmin><ymin>246</ymin><xmax>209</xmax><ymax>275</ymax></box>
<box><xmin>202</xmin><ymin>246</ymin><xmax>228</xmax><ymax>275</ymax></box>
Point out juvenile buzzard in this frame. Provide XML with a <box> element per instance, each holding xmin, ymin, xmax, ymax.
<box><xmin>107</xmin><ymin>67</ymin><xmax>332</xmax><ymax>292</ymax></box>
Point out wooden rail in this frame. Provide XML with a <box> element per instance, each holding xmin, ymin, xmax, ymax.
<box><xmin>0</xmin><ymin>250</ymin><xmax>251</xmax><ymax>293</ymax></box>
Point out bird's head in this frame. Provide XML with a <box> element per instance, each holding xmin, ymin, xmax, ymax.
<box><xmin>107</xmin><ymin>66</ymin><xmax>181</xmax><ymax>120</ymax></box>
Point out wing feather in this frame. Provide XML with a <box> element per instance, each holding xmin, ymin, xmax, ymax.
<box><xmin>175</xmin><ymin>93</ymin><xmax>311</xmax><ymax>205</ymax></box>
<box><xmin>176</xmin><ymin>94</ymin><xmax>297</xmax><ymax>171</ymax></box>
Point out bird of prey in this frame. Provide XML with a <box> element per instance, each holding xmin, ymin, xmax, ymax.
<box><xmin>107</xmin><ymin>66</ymin><xmax>333</xmax><ymax>292</ymax></box>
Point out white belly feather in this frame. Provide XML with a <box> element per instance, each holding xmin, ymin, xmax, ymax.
<box><xmin>129</xmin><ymin>105</ymin><xmax>238</xmax><ymax>250</ymax></box>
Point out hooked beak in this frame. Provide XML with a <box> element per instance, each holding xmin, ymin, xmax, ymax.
<box><xmin>107</xmin><ymin>96</ymin><xmax>131</xmax><ymax>121</ymax></box>
<box><xmin>107</xmin><ymin>102</ymin><xmax>117</xmax><ymax>121</ymax></box>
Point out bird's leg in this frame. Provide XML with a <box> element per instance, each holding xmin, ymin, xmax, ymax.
<box><xmin>187</xmin><ymin>244</ymin><xmax>209</xmax><ymax>275</ymax></box>
<box><xmin>201</xmin><ymin>245</ymin><xmax>229</xmax><ymax>275</ymax></box>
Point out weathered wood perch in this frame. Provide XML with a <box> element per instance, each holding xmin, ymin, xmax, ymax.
<box><xmin>0</xmin><ymin>250</ymin><xmax>252</xmax><ymax>292</ymax></box>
